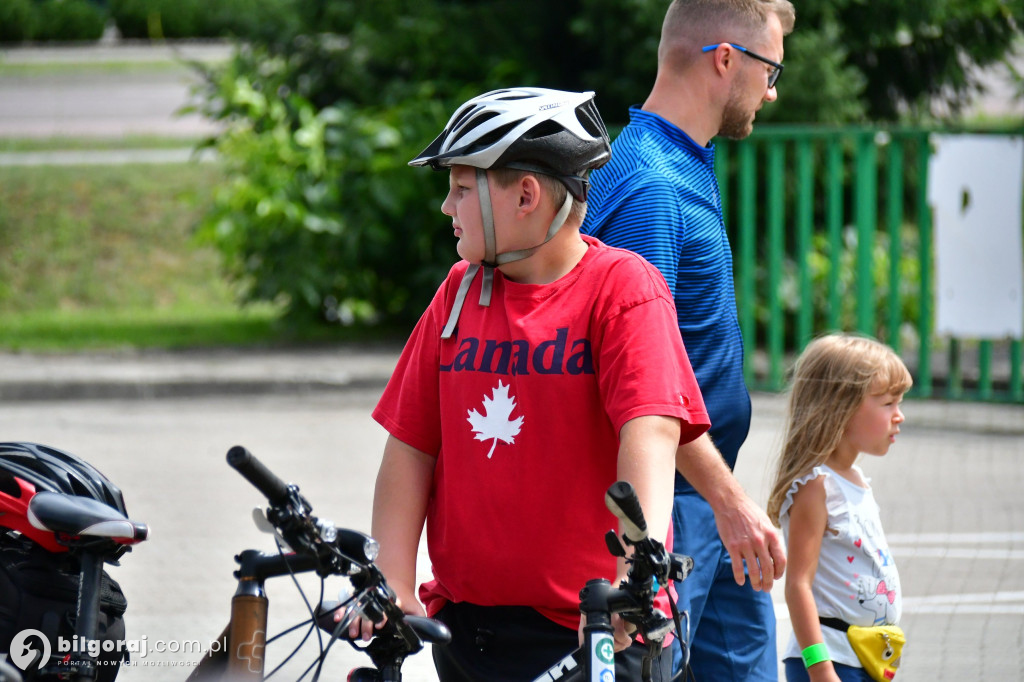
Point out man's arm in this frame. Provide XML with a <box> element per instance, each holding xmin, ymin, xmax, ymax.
<box><xmin>675</xmin><ymin>432</ymin><xmax>786</xmax><ymax>591</ymax></box>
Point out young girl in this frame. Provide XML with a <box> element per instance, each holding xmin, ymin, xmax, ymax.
<box><xmin>768</xmin><ymin>333</ymin><xmax>911</xmax><ymax>682</ymax></box>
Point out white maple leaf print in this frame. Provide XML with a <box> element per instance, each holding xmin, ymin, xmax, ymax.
<box><xmin>466</xmin><ymin>381</ymin><xmax>525</xmax><ymax>459</ymax></box>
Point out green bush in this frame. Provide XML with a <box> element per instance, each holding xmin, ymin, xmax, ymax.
<box><xmin>190</xmin><ymin>0</ymin><xmax>1024</xmax><ymax>331</ymax></box>
<box><xmin>109</xmin><ymin>0</ymin><xmax>297</xmax><ymax>40</ymax></box>
<box><xmin>194</xmin><ymin>0</ymin><xmax>299</xmax><ymax>41</ymax></box>
<box><xmin>108</xmin><ymin>0</ymin><xmax>195</xmax><ymax>39</ymax></box>
<box><xmin>33</xmin><ymin>0</ymin><xmax>107</xmax><ymax>41</ymax></box>
<box><xmin>0</xmin><ymin>0</ymin><xmax>38</xmax><ymax>42</ymax></box>
<box><xmin>123</xmin><ymin>0</ymin><xmax>198</xmax><ymax>39</ymax></box>
<box><xmin>194</xmin><ymin>46</ymin><xmax>455</xmax><ymax>325</ymax></box>
<box><xmin>151</xmin><ymin>0</ymin><xmax>199</xmax><ymax>39</ymax></box>
<box><xmin>107</xmin><ymin>0</ymin><xmax>146</xmax><ymax>38</ymax></box>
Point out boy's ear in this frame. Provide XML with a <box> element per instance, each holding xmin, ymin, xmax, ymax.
<box><xmin>516</xmin><ymin>174</ymin><xmax>543</xmax><ymax>215</ymax></box>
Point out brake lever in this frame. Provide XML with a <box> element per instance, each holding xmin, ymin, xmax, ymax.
<box><xmin>251</xmin><ymin>507</ymin><xmax>295</xmax><ymax>552</ymax></box>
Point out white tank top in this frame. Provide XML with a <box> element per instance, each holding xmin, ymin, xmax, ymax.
<box><xmin>779</xmin><ymin>464</ymin><xmax>902</xmax><ymax>666</ymax></box>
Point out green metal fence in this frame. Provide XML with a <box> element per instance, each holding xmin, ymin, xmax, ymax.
<box><xmin>714</xmin><ymin>126</ymin><xmax>1024</xmax><ymax>403</ymax></box>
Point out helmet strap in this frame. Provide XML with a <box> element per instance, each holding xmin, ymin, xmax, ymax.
<box><xmin>493</xmin><ymin>191</ymin><xmax>572</xmax><ymax>265</ymax></box>
<box><xmin>477</xmin><ymin>168</ymin><xmax>498</xmax><ymax>269</ymax></box>
<box><xmin>441</xmin><ymin>263</ymin><xmax>480</xmax><ymax>339</ymax></box>
<box><xmin>475</xmin><ymin>168</ymin><xmax>496</xmax><ymax>310</ymax></box>
<box><xmin>438</xmin><ymin>170</ymin><xmax>574</xmax><ymax>340</ymax></box>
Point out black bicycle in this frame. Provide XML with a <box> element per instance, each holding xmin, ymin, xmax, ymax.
<box><xmin>532</xmin><ymin>481</ymin><xmax>693</xmax><ymax>682</ymax></box>
<box><xmin>187</xmin><ymin>445</ymin><xmax>450</xmax><ymax>682</ymax></box>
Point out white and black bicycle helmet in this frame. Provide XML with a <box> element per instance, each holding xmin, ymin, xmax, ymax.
<box><xmin>410</xmin><ymin>88</ymin><xmax>611</xmax><ymax>338</ymax></box>
<box><xmin>410</xmin><ymin>87</ymin><xmax>610</xmax><ymax>202</ymax></box>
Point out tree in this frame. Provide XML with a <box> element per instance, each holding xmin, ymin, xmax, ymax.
<box><xmin>789</xmin><ymin>0</ymin><xmax>1024</xmax><ymax>121</ymax></box>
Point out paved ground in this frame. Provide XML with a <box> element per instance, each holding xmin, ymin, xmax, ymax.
<box><xmin>0</xmin><ymin>42</ymin><xmax>230</xmax><ymax>140</ymax></box>
<box><xmin>0</xmin><ymin>347</ymin><xmax>1022</xmax><ymax>680</ymax></box>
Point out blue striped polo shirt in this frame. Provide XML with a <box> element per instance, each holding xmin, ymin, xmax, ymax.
<box><xmin>582</xmin><ymin>107</ymin><xmax>751</xmax><ymax>492</ymax></box>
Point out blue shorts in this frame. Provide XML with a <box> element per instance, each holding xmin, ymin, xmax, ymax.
<box><xmin>670</xmin><ymin>491</ymin><xmax>778</xmax><ymax>680</ymax></box>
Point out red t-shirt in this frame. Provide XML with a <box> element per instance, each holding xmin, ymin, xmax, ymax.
<box><xmin>373</xmin><ymin>235</ymin><xmax>710</xmax><ymax>630</ymax></box>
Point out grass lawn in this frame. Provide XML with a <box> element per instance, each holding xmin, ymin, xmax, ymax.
<box><xmin>0</xmin><ymin>305</ymin><xmax>282</xmax><ymax>352</ymax></box>
<box><xmin>0</xmin><ymin>160</ymin><xmax>310</xmax><ymax>351</ymax></box>
<box><xmin>0</xmin><ymin>135</ymin><xmax>204</xmax><ymax>153</ymax></box>
<box><xmin>0</xmin><ymin>60</ymin><xmax>198</xmax><ymax>79</ymax></box>
<box><xmin>0</xmin><ymin>160</ymin><xmax>409</xmax><ymax>351</ymax></box>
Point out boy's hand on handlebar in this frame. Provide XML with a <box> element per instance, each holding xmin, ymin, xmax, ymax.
<box><xmin>338</xmin><ymin>585</ymin><xmax>426</xmax><ymax>642</ymax></box>
<box><xmin>576</xmin><ymin>613</ymin><xmax>635</xmax><ymax>653</ymax></box>
<box><xmin>611</xmin><ymin>613</ymin><xmax>636</xmax><ymax>652</ymax></box>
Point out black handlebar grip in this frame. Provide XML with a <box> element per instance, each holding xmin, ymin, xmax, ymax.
<box><xmin>227</xmin><ymin>445</ymin><xmax>292</xmax><ymax>506</ymax></box>
<box><xmin>605</xmin><ymin>481</ymin><xmax>648</xmax><ymax>543</ymax></box>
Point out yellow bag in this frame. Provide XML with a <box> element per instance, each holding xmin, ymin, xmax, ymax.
<box><xmin>821</xmin><ymin>618</ymin><xmax>905</xmax><ymax>682</ymax></box>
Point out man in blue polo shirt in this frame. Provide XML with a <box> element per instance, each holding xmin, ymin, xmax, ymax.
<box><xmin>583</xmin><ymin>0</ymin><xmax>795</xmax><ymax>679</ymax></box>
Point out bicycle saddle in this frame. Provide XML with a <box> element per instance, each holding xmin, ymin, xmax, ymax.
<box><xmin>27</xmin><ymin>490</ymin><xmax>149</xmax><ymax>543</ymax></box>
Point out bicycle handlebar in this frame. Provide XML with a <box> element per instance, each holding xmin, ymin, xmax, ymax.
<box><xmin>605</xmin><ymin>480</ymin><xmax>648</xmax><ymax>543</ymax></box>
<box><xmin>225</xmin><ymin>445</ymin><xmax>449</xmax><ymax>680</ymax></box>
<box><xmin>227</xmin><ymin>444</ymin><xmax>292</xmax><ymax>506</ymax></box>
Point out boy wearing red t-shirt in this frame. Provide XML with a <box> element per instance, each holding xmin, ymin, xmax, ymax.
<box><xmin>356</xmin><ymin>88</ymin><xmax>710</xmax><ymax>681</ymax></box>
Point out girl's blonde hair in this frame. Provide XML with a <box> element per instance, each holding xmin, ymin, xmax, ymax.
<box><xmin>766</xmin><ymin>333</ymin><xmax>912</xmax><ymax>525</ymax></box>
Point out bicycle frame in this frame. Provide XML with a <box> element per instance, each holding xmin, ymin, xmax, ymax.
<box><xmin>188</xmin><ymin>549</ymin><xmax>321</xmax><ymax>680</ymax></box>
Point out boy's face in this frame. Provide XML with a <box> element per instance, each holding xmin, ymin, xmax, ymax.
<box><xmin>441</xmin><ymin>165</ymin><xmax>519</xmax><ymax>263</ymax></box>
<box><xmin>441</xmin><ymin>165</ymin><xmax>485</xmax><ymax>263</ymax></box>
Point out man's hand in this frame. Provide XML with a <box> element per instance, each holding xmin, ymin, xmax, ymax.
<box><xmin>675</xmin><ymin>433</ymin><xmax>786</xmax><ymax>591</ymax></box>
<box><xmin>712</xmin><ymin>490</ymin><xmax>786</xmax><ymax>591</ymax></box>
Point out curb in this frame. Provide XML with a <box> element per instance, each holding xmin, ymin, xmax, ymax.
<box><xmin>0</xmin><ymin>348</ymin><xmax>399</xmax><ymax>403</ymax></box>
<box><xmin>0</xmin><ymin>377</ymin><xmax>389</xmax><ymax>402</ymax></box>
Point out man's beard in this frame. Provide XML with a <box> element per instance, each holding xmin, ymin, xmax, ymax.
<box><xmin>718</xmin><ymin>84</ymin><xmax>755</xmax><ymax>141</ymax></box>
